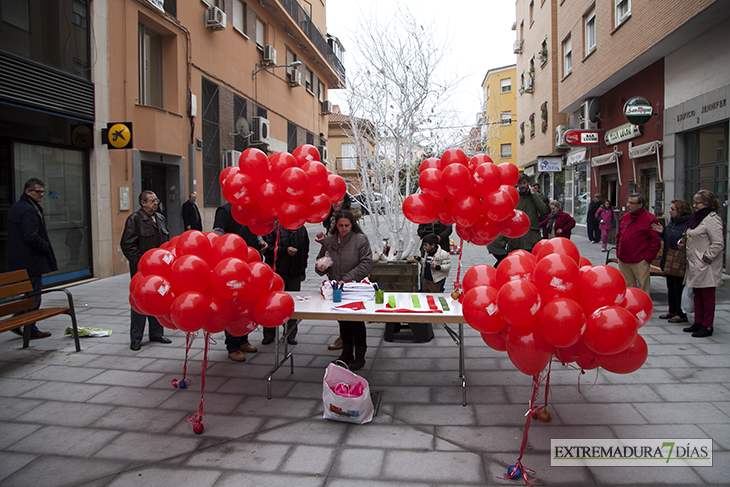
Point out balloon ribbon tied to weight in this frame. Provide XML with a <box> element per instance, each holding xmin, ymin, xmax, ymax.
<box><xmin>172</xmin><ymin>332</ymin><xmax>197</xmax><ymax>389</ymax></box>
<box><xmin>451</xmin><ymin>236</ymin><xmax>465</xmax><ymax>300</ymax></box>
<box><xmin>187</xmin><ymin>331</ymin><xmax>213</xmax><ymax>434</ymax></box>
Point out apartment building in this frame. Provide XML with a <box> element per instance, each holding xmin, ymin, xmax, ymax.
<box><xmin>481</xmin><ymin>64</ymin><xmax>517</xmax><ymax>166</ymax></box>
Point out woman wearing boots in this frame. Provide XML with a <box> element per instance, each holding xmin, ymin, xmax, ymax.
<box><xmin>681</xmin><ymin>190</ymin><xmax>724</xmax><ymax>338</ymax></box>
<box><xmin>595</xmin><ymin>200</ymin><xmax>616</xmax><ymax>252</ymax></box>
<box><xmin>315</xmin><ymin>210</ymin><xmax>373</xmax><ymax>370</ymax></box>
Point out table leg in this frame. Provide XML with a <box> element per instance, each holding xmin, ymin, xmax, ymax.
<box><xmin>266</xmin><ymin>320</ymin><xmax>299</xmax><ymax>399</ymax></box>
<box><xmin>441</xmin><ymin>323</ymin><xmax>467</xmax><ymax>406</ymax></box>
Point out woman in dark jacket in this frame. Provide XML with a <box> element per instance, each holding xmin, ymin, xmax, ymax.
<box><xmin>651</xmin><ymin>199</ymin><xmax>692</xmax><ymax>323</ymax></box>
<box><xmin>316</xmin><ymin>210</ymin><xmax>372</xmax><ymax>370</ymax></box>
<box><xmin>539</xmin><ymin>200</ymin><xmax>576</xmax><ymax>239</ymax></box>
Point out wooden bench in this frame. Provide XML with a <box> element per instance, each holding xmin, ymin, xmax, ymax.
<box><xmin>0</xmin><ymin>270</ymin><xmax>80</xmax><ymax>351</ymax></box>
<box><xmin>604</xmin><ymin>247</ymin><xmax>664</xmax><ymax>277</ymax></box>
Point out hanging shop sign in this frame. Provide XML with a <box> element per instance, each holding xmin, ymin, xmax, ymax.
<box><xmin>102</xmin><ymin>122</ymin><xmax>133</xmax><ymax>149</ymax></box>
<box><xmin>604</xmin><ymin>123</ymin><xmax>641</xmax><ymax>145</ymax></box>
<box><xmin>537</xmin><ymin>156</ymin><xmax>562</xmax><ymax>172</ymax></box>
<box><xmin>563</xmin><ymin>129</ymin><xmax>601</xmax><ymax>146</ymax></box>
<box><xmin>624</xmin><ymin>96</ymin><xmax>653</xmax><ymax>125</ymax></box>
<box><xmin>629</xmin><ymin>140</ymin><xmax>663</xmax><ymax>182</ymax></box>
<box><xmin>566</xmin><ymin>148</ymin><xmax>588</xmax><ymax>166</ymax></box>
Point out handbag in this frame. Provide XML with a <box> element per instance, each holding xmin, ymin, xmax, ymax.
<box><xmin>322</xmin><ymin>362</ymin><xmax>373</xmax><ymax>424</ymax></box>
<box><xmin>664</xmin><ymin>247</ymin><xmax>687</xmax><ymax>277</ymax></box>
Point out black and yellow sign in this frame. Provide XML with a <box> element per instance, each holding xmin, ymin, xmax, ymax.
<box><xmin>102</xmin><ymin>122</ymin><xmax>133</xmax><ymax>149</ymax></box>
<box><xmin>71</xmin><ymin>124</ymin><xmax>94</xmax><ymax>148</ymax></box>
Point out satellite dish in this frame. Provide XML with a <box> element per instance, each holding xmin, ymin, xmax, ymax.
<box><xmin>588</xmin><ymin>98</ymin><xmax>603</xmax><ymax>123</ymax></box>
<box><xmin>235</xmin><ymin>117</ymin><xmax>250</xmax><ymax>137</ymax></box>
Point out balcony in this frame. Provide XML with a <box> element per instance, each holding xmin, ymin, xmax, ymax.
<box><xmin>513</xmin><ymin>40</ymin><xmax>523</xmax><ymax>54</ymax></box>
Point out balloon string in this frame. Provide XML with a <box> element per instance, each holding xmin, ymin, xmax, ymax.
<box><xmin>188</xmin><ymin>331</ymin><xmax>211</xmax><ymax>428</ymax></box>
<box><xmin>454</xmin><ymin>237</ymin><xmax>464</xmax><ymax>291</ymax></box>
<box><xmin>173</xmin><ymin>332</ymin><xmax>196</xmax><ymax>388</ymax></box>
<box><xmin>543</xmin><ymin>359</ymin><xmax>552</xmax><ymax>409</ymax></box>
<box><xmin>272</xmin><ymin>224</ymin><xmax>280</xmax><ymax>274</ymax></box>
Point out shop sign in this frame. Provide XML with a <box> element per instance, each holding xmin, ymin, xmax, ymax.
<box><xmin>524</xmin><ymin>166</ymin><xmax>535</xmax><ymax>176</ymax></box>
<box><xmin>604</xmin><ymin>123</ymin><xmax>641</xmax><ymax>145</ymax></box>
<box><xmin>629</xmin><ymin>140</ymin><xmax>661</xmax><ymax>159</ymax></box>
<box><xmin>537</xmin><ymin>156</ymin><xmax>562</xmax><ymax>172</ymax></box>
<box><xmin>567</xmin><ymin>148</ymin><xmax>588</xmax><ymax>166</ymax></box>
<box><xmin>102</xmin><ymin>122</ymin><xmax>134</xmax><ymax>149</ymax></box>
<box><xmin>564</xmin><ymin>130</ymin><xmax>601</xmax><ymax>146</ymax></box>
<box><xmin>624</xmin><ymin>96</ymin><xmax>653</xmax><ymax>125</ymax></box>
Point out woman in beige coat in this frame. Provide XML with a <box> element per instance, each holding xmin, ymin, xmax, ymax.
<box><xmin>682</xmin><ymin>190</ymin><xmax>725</xmax><ymax>337</ymax></box>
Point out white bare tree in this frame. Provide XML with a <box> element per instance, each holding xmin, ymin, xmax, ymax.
<box><xmin>341</xmin><ymin>6</ymin><xmax>463</xmax><ymax>259</ymax></box>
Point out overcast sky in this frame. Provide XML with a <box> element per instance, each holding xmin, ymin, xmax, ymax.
<box><xmin>325</xmin><ymin>0</ymin><xmax>517</xmax><ymax>130</ymax></box>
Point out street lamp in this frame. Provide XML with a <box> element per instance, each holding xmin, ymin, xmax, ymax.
<box><xmin>252</xmin><ymin>60</ymin><xmax>302</xmax><ymax>79</ymax></box>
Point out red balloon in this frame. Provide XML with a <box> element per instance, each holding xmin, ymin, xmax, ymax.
<box><xmin>619</xmin><ymin>288</ymin><xmax>653</xmax><ymax>328</ymax></box>
<box><xmin>211</xmin><ymin>258</ymin><xmax>252</xmax><ymax>299</ymax></box>
<box><xmin>462</xmin><ymin>264</ymin><xmax>497</xmax><ymax>293</ymax></box>
<box><xmin>501</xmin><ymin>184</ymin><xmax>520</xmax><ymax>205</ymax></box>
<box><xmin>325</xmin><ymin>173</ymin><xmax>347</xmax><ymax>203</ymax></box>
<box><xmin>133</xmin><ymin>275</ymin><xmax>174</xmax><ymax>316</ymax></box>
<box><xmin>498</xmin><ymin>209</ymin><xmax>531</xmax><ymax>238</ymax></box>
<box><xmin>270</xmin><ymin>273</ymin><xmax>285</xmax><ymax>292</ymax></box>
<box><xmin>228</xmin><ymin>298</ymin><xmax>257</xmax><ymax>328</ymax></box>
<box><xmin>579</xmin><ymin>256</ymin><xmax>593</xmax><ymax>267</ymax></box>
<box><xmin>497</xmin><ymin>279</ymin><xmax>542</xmax><ymax>327</ymax></box>
<box><xmin>538</xmin><ymin>297</ymin><xmax>586</xmax><ymax>348</ymax></box>
<box><xmin>498</xmin><ymin>162</ymin><xmax>520</xmax><ymax>186</ymax></box>
<box><xmin>572</xmin><ymin>339</ymin><xmax>600</xmax><ymax>370</ymax></box>
<box><xmin>238</xmin><ymin>148</ymin><xmax>270</xmax><ymax>184</ymax></box>
<box><xmin>435</xmin><ymin>198</ymin><xmax>456</xmax><ymax>225</ymax></box>
<box><xmin>419</xmin><ymin>168</ymin><xmax>447</xmax><ymax>200</ymax></box>
<box><xmin>583</xmin><ymin>305</ymin><xmax>638</xmax><ymax>355</ymax></box>
<box><xmin>507</xmin><ymin>324</ymin><xmax>553</xmax><ymax>375</ymax></box>
<box><xmin>469</xmin><ymin>154</ymin><xmax>494</xmax><ymax>173</ymax></box>
<box><xmin>451</xmin><ymin>195</ymin><xmax>481</xmax><ymax>227</ymax></box>
<box><xmin>277</xmin><ymin>199</ymin><xmax>308</xmax><ymax>230</ymax></box>
<box><xmin>419</xmin><ymin>157</ymin><xmax>442</xmax><ymax>172</ymax></box>
<box><xmin>254</xmin><ymin>291</ymin><xmax>295</xmax><ymax>328</ymax></box>
<box><xmin>279</xmin><ymin>167</ymin><xmax>309</xmax><ymax>199</ymax></box>
<box><xmin>302</xmin><ymin>193</ymin><xmax>332</xmax><ymax>224</ymax></box>
<box><xmin>257</xmin><ymin>181</ymin><xmax>285</xmax><ymax>217</ymax></box>
<box><xmin>508</xmin><ymin>249</ymin><xmax>537</xmax><ymax>265</ymax></box>
<box><xmin>205</xmin><ymin>231</ymin><xmax>220</xmax><ymax>247</ymax></box>
<box><xmin>176</xmin><ymin>230</ymin><xmax>215</xmax><ymax>267</ymax></box>
<box><xmin>403</xmin><ymin>194</ymin><xmax>438</xmax><ymax>224</ymax></box>
<box><xmin>440</xmin><ymin>148</ymin><xmax>468</xmax><ymax>167</ymax></box>
<box><xmin>231</xmin><ymin>202</ymin><xmax>260</xmax><ymax>227</ymax></box>
<box><xmin>170</xmin><ymin>254</ymin><xmax>211</xmax><ymax>294</ymax></box>
<box><xmin>138</xmin><ymin>248</ymin><xmax>175</xmax><ymax>279</ymax></box>
<box><xmin>495</xmin><ymin>253</ymin><xmax>535</xmax><ymax>288</ymax></box>
<box><xmin>441</xmin><ymin>163</ymin><xmax>471</xmax><ymax>197</ymax></box>
<box><xmin>222</xmin><ymin>171</ymin><xmax>257</xmax><ymax>205</ymax></box>
<box><xmin>472</xmin><ymin>217</ymin><xmax>501</xmax><ymax>243</ymax></box>
<box><xmin>574</xmin><ymin>265</ymin><xmax>627</xmax><ymax>315</ymax></box>
<box><xmin>157</xmin><ymin>314</ymin><xmax>177</xmax><ymax>330</ymax></box>
<box><xmin>130</xmin><ymin>272</ymin><xmax>146</xmax><ymax>295</ymax></box>
<box><xmin>292</xmin><ymin>144</ymin><xmax>321</xmax><ymax>166</ymax></box>
<box><xmin>269</xmin><ymin>152</ymin><xmax>297</xmax><ymax>182</ymax></box>
<box><xmin>554</xmin><ymin>346</ymin><xmax>578</xmax><ymax>364</ymax></box>
<box><xmin>472</xmin><ymin>163</ymin><xmax>502</xmax><ymax>197</ymax></box>
<box><xmin>532</xmin><ymin>253</ymin><xmax>580</xmax><ymax>301</ymax></box>
<box><xmin>204</xmin><ymin>295</ymin><xmax>231</xmax><ymax>334</ymax></box>
<box><xmin>244</xmin><ymin>261</ymin><xmax>274</xmax><ymax>301</ymax></box>
<box><xmin>170</xmin><ymin>291</ymin><xmax>210</xmax><ymax>333</ymax></box>
<box><xmin>536</xmin><ymin>237</ymin><xmax>581</xmax><ymax>265</ymax></box>
<box><xmin>481</xmin><ymin>331</ymin><xmax>507</xmax><ymax>352</ymax></box>
<box><xmin>301</xmin><ymin>161</ymin><xmax>328</xmax><ymax>193</ymax></box>
<box><xmin>482</xmin><ymin>190</ymin><xmax>514</xmax><ymax>222</ymax></box>
<box><xmin>129</xmin><ymin>293</ymin><xmax>144</xmax><ymax>315</ymax></box>
<box><xmin>246</xmin><ymin>246</ymin><xmax>262</xmax><ymax>262</ymax></box>
<box><xmin>463</xmin><ymin>286</ymin><xmax>506</xmax><ymax>334</ymax></box>
<box><xmin>212</xmin><ymin>233</ymin><xmax>249</xmax><ymax>264</ymax></box>
<box><xmin>597</xmin><ymin>334</ymin><xmax>648</xmax><ymax>374</ymax></box>
<box><xmin>248</xmin><ymin>216</ymin><xmax>276</xmax><ymax>236</ymax></box>
<box><xmin>219</xmin><ymin>166</ymin><xmax>239</xmax><ymax>187</ymax></box>
<box><xmin>532</xmin><ymin>239</ymin><xmax>548</xmax><ymax>256</ymax></box>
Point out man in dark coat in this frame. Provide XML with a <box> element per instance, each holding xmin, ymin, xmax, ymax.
<box><xmin>262</xmin><ymin>223</ymin><xmax>309</xmax><ymax>345</ymax></box>
<box><xmin>213</xmin><ymin>203</ymin><xmax>268</xmax><ymax>362</ymax></box>
<box><xmin>586</xmin><ymin>193</ymin><xmax>603</xmax><ymax>243</ymax></box>
<box><xmin>417</xmin><ymin>220</ymin><xmax>452</xmax><ymax>253</ymax></box>
<box><xmin>120</xmin><ymin>190</ymin><xmax>172</xmax><ymax>351</ymax></box>
<box><xmin>6</xmin><ymin>178</ymin><xmax>57</xmax><ymax>339</ymax></box>
<box><xmin>182</xmin><ymin>192</ymin><xmax>202</xmax><ymax>231</ymax></box>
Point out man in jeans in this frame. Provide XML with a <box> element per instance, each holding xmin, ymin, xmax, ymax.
<box><xmin>616</xmin><ymin>193</ymin><xmax>661</xmax><ymax>294</ymax></box>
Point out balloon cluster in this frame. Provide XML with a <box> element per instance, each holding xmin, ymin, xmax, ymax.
<box><xmin>403</xmin><ymin>148</ymin><xmax>530</xmax><ymax>245</ymax></box>
<box><xmin>129</xmin><ymin>230</ymin><xmax>295</xmax><ymax>335</ymax></box>
<box><xmin>219</xmin><ymin>145</ymin><xmax>347</xmax><ymax>233</ymax></box>
<box><xmin>461</xmin><ymin>237</ymin><xmax>651</xmax><ymax>376</ymax></box>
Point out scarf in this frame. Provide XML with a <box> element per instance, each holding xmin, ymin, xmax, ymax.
<box><xmin>686</xmin><ymin>207</ymin><xmax>711</xmax><ymax>229</ymax></box>
<box><xmin>546</xmin><ymin>211</ymin><xmax>559</xmax><ymax>234</ymax></box>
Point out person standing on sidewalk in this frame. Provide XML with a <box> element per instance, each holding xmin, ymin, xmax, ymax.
<box><xmin>595</xmin><ymin>200</ymin><xmax>616</xmax><ymax>252</ymax></box>
<box><xmin>615</xmin><ymin>193</ymin><xmax>660</xmax><ymax>295</ymax></box>
<box><xmin>181</xmin><ymin>192</ymin><xmax>202</xmax><ymax>231</ymax></box>
<box><xmin>6</xmin><ymin>178</ymin><xmax>57</xmax><ymax>340</ymax></box>
<box><xmin>587</xmin><ymin>193</ymin><xmax>603</xmax><ymax>244</ymax></box>
<box><xmin>121</xmin><ymin>190</ymin><xmax>172</xmax><ymax>351</ymax></box>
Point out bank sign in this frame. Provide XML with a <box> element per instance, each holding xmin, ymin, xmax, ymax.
<box><xmin>564</xmin><ymin>129</ymin><xmax>601</xmax><ymax>146</ymax></box>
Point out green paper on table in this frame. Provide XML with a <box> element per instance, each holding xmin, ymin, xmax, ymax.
<box><xmin>65</xmin><ymin>327</ymin><xmax>113</xmax><ymax>337</ymax></box>
<box><xmin>387</xmin><ymin>296</ymin><xmax>397</xmax><ymax>308</ymax></box>
<box><xmin>438</xmin><ymin>297</ymin><xmax>450</xmax><ymax>311</ymax></box>
<box><xmin>411</xmin><ymin>295</ymin><xmax>421</xmax><ymax>308</ymax></box>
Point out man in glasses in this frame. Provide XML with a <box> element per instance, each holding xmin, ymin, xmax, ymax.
<box><xmin>6</xmin><ymin>178</ymin><xmax>57</xmax><ymax>339</ymax></box>
<box><xmin>615</xmin><ymin>193</ymin><xmax>661</xmax><ymax>294</ymax></box>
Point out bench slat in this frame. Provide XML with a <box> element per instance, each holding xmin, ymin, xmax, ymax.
<box><xmin>0</xmin><ymin>281</ymin><xmax>34</xmax><ymax>300</ymax></box>
<box><xmin>0</xmin><ymin>298</ymin><xmax>38</xmax><ymax>318</ymax></box>
<box><xmin>0</xmin><ymin>307</ymin><xmax>70</xmax><ymax>333</ymax></box>
<box><xmin>0</xmin><ymin>270</ymin><xmax>30</xmax><ymax>286</ymax></box>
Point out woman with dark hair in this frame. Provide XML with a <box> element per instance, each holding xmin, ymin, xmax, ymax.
<box><xmin>651</xmin><ymin>199</ymin><xmax>692</xmax><ymax>323</ymax></box>
<box><xmin>315</xmin><ymin>210</ymin><xmax>373</xmax><ymax>369</ymax></box>
<box><xmin>682</xmin><ymin>190</ymin><xmax>724</xmax><ymax>337</ymax></box>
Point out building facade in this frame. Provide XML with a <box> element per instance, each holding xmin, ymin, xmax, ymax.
<box><xmin>481</xmin><ymin>65</ymin><xmax>517</xmax><ymax>166</ymax></box>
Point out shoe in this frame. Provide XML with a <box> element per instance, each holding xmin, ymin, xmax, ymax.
<box><xmin>130</xmin><ymin>341</ymin><xmax>141</xmax><ymax>351</ymax></box>
<box><xmin>261</xmin><ymin>335</ymin><xmax>275</xmax><ymax>345</ymax></box>
<box><xmin>240</xmin><ymin>342</ymin><xmax>258</xmax><ymax>353</ymax></box>
<box><xmin>228</xmin><ymin>350</ymin><xmax>246</xmax><ymax>362</ymax></box>
<box><xmin>150</xmin><ymin>336</ymin><xmax>171</xmax><ymax>344</ymax></box>
<box><xmin>11</xmin><ymin>328</ymin><xmax>52</xmax><ymax>339</ymax></box>
<box><xmin>287</xmin><ymin>337</ymin><xmax>297</xmax><ymax>345</ymax></box>
<box><xmin>692</xmin><ymin>326</ymin><xmax>714</xmax><ymax>338</ymax></box>
<box><xmin>601</xmin><ymin>248</ymin><xmax>607</xmax><ymax>252</ymax></box>
<box><xmin>332</xmin><ymin>344</ymin><xmax>354</xmax><ymax>365</ymax></box>
<box><xmin>349</xmin><ymin>346</ymin><xmax>367</xmax><ymax>371</ymax></box>
<box><xmin>668</xmin><ymin>315</ymin><xmax>688</xmax><ymax>323</ymax></box>
<box><xmin>10</xmin><ymin>328</ymin><xmax>22</xmax><ymax>336</ymax></box>
<box><xmin>659</xmin><ymin>312</ymin><xmax>677</xmax><ymax>320</ymax></box>
<box><xmin>327</xmin><ymin>337</ymin><xmax>343</xmax><ymax>350</ymax></box>
<box><xmin>683</xmin><ymin>323</ymin><xmax>702</xmax><ymax>333</ymax></box>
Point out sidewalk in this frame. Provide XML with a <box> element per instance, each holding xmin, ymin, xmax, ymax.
<box><xmin>0</xmin><ymin>229</ymin><xmax>728</xmax><ymax>486</ymax></box>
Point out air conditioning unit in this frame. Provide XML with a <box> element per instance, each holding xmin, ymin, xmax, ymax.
<box><xmin>262</xmin><ymin>45</ymin><xmax>276</xmax><ymax>65</ymax></box>
<box><xmin>318</xmin><ymin>145</ymin><xmax>328</xmax><ymax>162</ymax></box>
<box><xmin>321</xmin><ymin>100</ymin><xmax>333</xmax><ymax>114</ymax></box>
<box><xmin>251</xmin><ymin>117</ymin><xmax>270</xmax><ymax>145</ymax></box>
<box><xmin>225</xmin><ymin>150</ymin><xmax>242</xmax><ymax>168</ymax></box>
<box><xmin>555</xmin><ymin>124</ymin><xmax>570</xmax><ymax>149</ymax></box>
<box><xmin>205</xmin><ymin>6</ymin><xmax>226</xmax><ymax>30</ymax></box>
<box><xmin>513</xmin><ymin>40</ymin><xmax>523</xmax><ymax>54</ymax></box>
<box><xmin>289</xmin><ymin>70</ymin><xmax>302</xmax><ymax>87</ymax></box>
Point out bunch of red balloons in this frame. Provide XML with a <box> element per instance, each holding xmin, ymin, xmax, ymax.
<box><xmin>220</xmin><ymin>144</ymin><xmax>347</xmax><ymax>233</ymax></box>
<box><xmin>403</xmin><ymin>148</ymin><xmax>530</xmax><ymax>245</ymax></box>
<box><xmin>461</xmin><ymin>237</ymin><xmax>651</xmax><ymax>376</ymax></box>
<box><xmin>128</xmin><ymin>230</ymin><xmax>295</xmax><ymax>335</ymax></box>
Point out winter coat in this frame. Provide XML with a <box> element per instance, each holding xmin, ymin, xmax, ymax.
<box><xmin>595</xmin><ymin>207</ymin><xmax>616</xmax><ymax>233</ymax></box>
<box><xmin>504</xmin><ymin>190</ymin><xmax>548</xmax><ymax>252</ymax></box>
<box><xmin>120</xmin><ymin>208</ymin><xmax>170</xmax><ymax>276</ymax></box>
<box><xmin>615</xmin><ymin>207</ymin><xmax>660</xmax><ymax>264</ymax></box>
<box><xmin>417</xmin><ymin>221</ymin><xmax>453</xmax><ymax>252</ymax></box>
<box><xmin>684</xmin><ymin>212</ymin><xmax>724</xmax><ymax>288</ymax></box>
<box><xmin>182</xmin><ymin>199</ymin><xmax>202</xmax><ymax>231</ymax></box>
<box><xmin>264</xmin><ymin>225</ymin><xmax>310</xmax><ymax>280</ymax></box>
<box><xmin>539</xmin><ymin>210</ymin><xmax>576</xmax><ymax>239</ymax></box>
<box><xmin>659</xmin><ymin>214</ymin><xmax>690</xmax><ymax>270</ymax></box>
<box><xmin>316</xmin><ymin>231</ymin><xmax>373</xmax><ymax>282</ymax></box>
<box><xmin>419</xmin><ymin>246</ymin><xmax>451</xmax><ymax>283</ymax></box>
<box><xmin>587</xmin><ymin>199</ymin><xmax>602</xmax><ymax>225</ymax></box>
<box><xmin>6</xmin><ymin>193</ymin><xmax>58</xmax><ymax>277</ymax></box>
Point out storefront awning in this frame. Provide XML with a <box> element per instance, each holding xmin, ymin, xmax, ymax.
<box><xmin>566</xmin><ymin>148</ymin><xmax>588</xmax><ymax>166</ymax></box>
<box><xmin>591</xmin><ymin>149</ymin><xmax>623</xmax><ymax>186</ymax></box>
<box><xmin>628</xmin><ymin>140</ymin><xmax>663</xmax><ymax>182</ymax></box>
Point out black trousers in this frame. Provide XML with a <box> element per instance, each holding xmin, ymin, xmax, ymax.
<box><xmin>263</xmin><ymin>276</ymin><xmax>302</xmax><ymax>340</ymax></box>
<box><xmin>666</xmin><ymin>274</ymin><xmax>686</xmax><ymax>317</ymax></box>
<box><xmin>13</xmin><ymin>274</ymin><xmax>43</xmax><ymax>333</ymax></box>
<box><xmin>130</xmin><ymin>309</ymin><xmax>163</xmax><ymax>343</ymax></box>
<box><xmin>339</xmin><ymin>321</ymin><xmax>367</xmax><ymax>347</ymax></box>
<box><xmin>586</xmin><ymin>222</ymin><xmax>601</xmax><ymax>243</ymax></box>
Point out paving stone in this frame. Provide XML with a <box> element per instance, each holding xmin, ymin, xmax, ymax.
<box><xmin>94</xmin><ymin>431</ymin><xmax>201</xmax><ymax>461</ymax></box>
<box><xmin>185</xmin><ymin>441</ymin><xmax>290</xmax><ymax>470</ymax></box>
<box><xmin>436</xmin><ymin>425</ymin><xmax>524</xmax><ymax>452</ymax></box>
<box><xmin>474</xmin><ymin>404</ymin><xmax>534</xmax><ymax>426</ymax></box>
<box><xmin>279</xmin><ymin>444</ymin><xmax>336</xmax><ymax>474</ymax></box>
<box><xmin>90</xmin><ymin>405</ymin><xmax>188</xmax><ymax>434</ymax></box>
<box><xmin>344</xmin><ymin>424</ymin><xmax>434</xmax><ymax>450</ymax></box>
<box><xmin>0</xmin><ymin>422</ymin><xmax>42</xmax><ymax>450</ymax></box>
<box><xmin>0</xmin><ymin>451</ymin><xmax>37</xmax><ymax>483</ymax></box>
<box><xmin>633</xmin><ymin>402</ymin><xmax>729</xmax><ymax>424</ymax></box>
<box><xmin>0</xmin><ymin>397</ymin><xmax>43</xmax><ymax>421</ymax></box>
<box><xmin>255</xmin><ymin>418</ymin><xmax>347</xmax><ymax>445</ymax></box>
<box><xmin>381</xmin><ymin>450</ymin><xmax>485</xmax><ymax>483</ymax></box>
<box><xmin>168</xmin><ymin>413</ymin><xmax>264</xmax><ymax>439</ymax></box>
<box><xmin>330</xmin><ymin>447</ymin><xmax>385</xmax><ymax>479</ymax></box>
<box><xmin>0</xmin><ymin>455</ymin><xmax>130</xmax><ymax>487</ymax></box>
<box><xmin>433</xmin><ymin>385</ymin><xmax>508</xmax><ymax>405</ymax></box>
<box><xmin>0</xmin><ymin>378</ymin><xmax>45</xmax><ymax>397</ymax></box>
<box><xmin>693</xmin><ymin>449</ymin><xmax>729</xmax><ymax>484</ymax></box>
<box><xmin>552</xmin><ymin>403</ymin><xmax>647</xmax><ymax>425</ymax></box>
<box><xmin>588</xmin><ymin>464</ymin><xmax>702</xmax><ymax>484</ymax></box>
<box><xmin>7</xmin><ymin>425</ymin><xmax>120</xmax><ymax>456</ymax></box>
<box><xmin>394</xmin><ymin>404</ymin><xmax>477</xmax><ymax>426</ymax></box>
<box><xmin>213</xmin><ymin>471</ymin><xmax>325</xmax><ymax>487</ymax></box>
<box><xmin>235</xmin><ymin>396</ymin><xmax>320</xmax><ymax>418</ymax></box>
<box><xmin>652</xmin><ymin>383</ymin><xmax>730</xmax><ymax>402</ymax></box>
<box><xmin>106</xmin><ymin>466</ymin><xmax>221</xmax><ymax>487</ymax></box>
<box><xmin>86</xmin><ymin>385</ymin><xmax>176</xmax><ymax>408</ymax></box>
<box><xmin>84</xmin><ymin>369</ymin><xmax>164</xmax><ymax>388</ymax></box>
<box><xmin>20</xmin><ymin>381</ymin><xmax>109</xmax><ymax>402</ymax></box>
<box><xmin>157</xmin><ymin>391</ymin><xmax>245</xmax><ymax>414</ymax></box>
<box><xmin>15</xmin><ymin>401</ymin><xmax>113</xmax><ymax>427</ymax></box>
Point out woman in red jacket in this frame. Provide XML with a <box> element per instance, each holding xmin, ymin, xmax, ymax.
<box><xmin>540</xmin><ymin>200</ymin><xmax>576</xmax><ymax>239</ymax></box>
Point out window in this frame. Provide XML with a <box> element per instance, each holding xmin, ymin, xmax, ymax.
<box><xmin>256</xmin><ymin>18</ymin><xmax>265</xmax><ymax>47</ymax></box>
<box><xmin>500</xmin><ymin>78</ymin><xmax>511</xmax><ymax>93</ymax></box>
<box><xmin>201</xmin><ymin>78</ymin><xmax>220</xmax><ymax>207</ymax></box>
<box><xmin>501</xmin><ymin>111</ymin><xmax>512</xmax><ymax>125</ymax></box>
<box><xmin>139</xmin><ymin>24</ymin><xmax>163</xmax><ymax>108</ymax></box>
<box><xmin>529</xmin><ymin>0</ymin><xmax>534</xmax><ymax>25</ymax></box>
<box><xmin>341</xmin><ymin>143</ymin><xmax>357</xmax><ymax>170</ymax></box>
<box><xmin>2</xmin><ymin>0</ymin><xmax>29</xmax><ymax>30</ymax></box>
<box><xmin>305</xmin><ymin>67</ymin><xmax>313</xmax><ymax>92</ymax></box>
<box><xmin>286</xmin><ymin>50</ymin><xmax>298</xmax><ymax>81</ymax></box>
<box><xmin>317</xmin><ymin>77</ymin><xmax>325</xmax><ymax>102</ymax></box>
<box><xmin>72</xmin><ymin>0</ymin><xmax>87</xmax><ymax>29</ymax></box>
<box><xmin>501</xmin><ymin>144</ymin><xmax>512</xmax><ymax>158</ymax></box>
<box><xmin>562</xmin><ymin>35</ymin><xmax>572</xmax><ymax>76</ymax></box>
<box><xmin>540</xmin><ymin>38</ymin><xmax>548</xmax><ymax>66</ymax></box>
<box><xmin>615</xmin><ymin>0</ymin><xmax>630</xmax><ymax>27</ymax></box>
<box><xmin>232</xmin><ymin>0</ymin><xmax>246</xmax><ymax>35</ymax></box>
<box><xmin>584</xmin><ymin>7</ymin><xmax>596</xmax><ymax>54</ymax></box>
